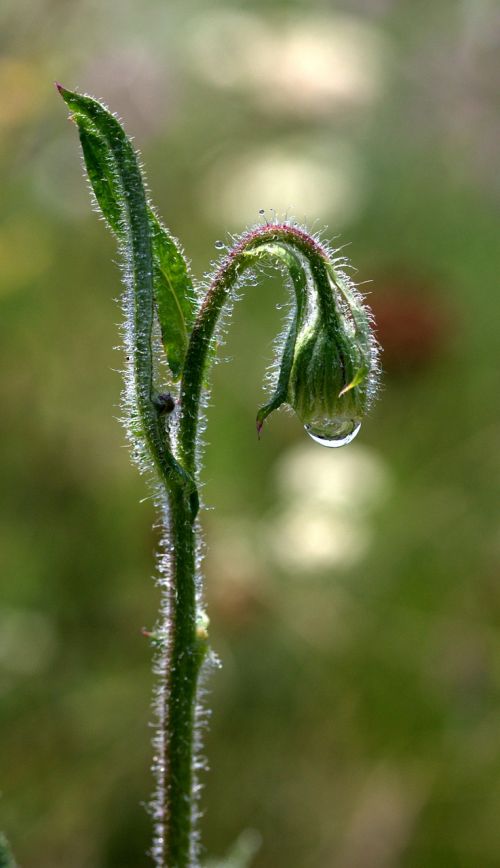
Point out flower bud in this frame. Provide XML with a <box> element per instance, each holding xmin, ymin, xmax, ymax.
<box><xmin>257</xmin><ymin>259</ymin><xmax>379</xmax><ymax>447</ymax></box>
<box><xmin>288</xmin><ymin>323</ymin><xmax>365</xmax><ymax>446</ymax></box>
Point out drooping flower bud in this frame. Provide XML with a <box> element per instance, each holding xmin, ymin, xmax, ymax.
<box><xmin>288</xmin><ymin>323</ymin><xmax>366</xmax><ymax>446</ymax></box>
<box><xmin>257</xmin><ymin>248</ymin><xmax>379</xmax><ymax>447</ymax></box>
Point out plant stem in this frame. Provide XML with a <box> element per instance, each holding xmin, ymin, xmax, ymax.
<box><xmin>178</xmin><ymin>222</ymin><xmax>333</xmax><ymax>472</ymax></box>
<box><xmin>58</xmin><ymin>88</ymin><xmax>379</xmax><ymax>868</ymax></box>
<box><xmin>160</xmin><ymin>225</ymin><xmax>336</xmax><ymax>866</ymax></box>
<box><xmin>159</xmin><ymin>225</ymin><xmax>332</xmax><ymax>866</ymax></box>
<box><xmin>153</xmin><ymin>486</ymin><xmax>201</xmax><ymax>868</ymax></box>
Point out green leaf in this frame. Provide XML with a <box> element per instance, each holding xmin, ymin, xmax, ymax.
<box><xmin>149</xmin><ymin>212</ymin><xmax>195</xmax><ymax>379</ymax></box>
<box><xmin>58</xmin><ymin>85</ymin><xmax>196</xmax><ymax>499</ymax></box>
<box><xmin>60</xmin><ymin>86</ymin><xmax>196</xmax><ymax>379</ymax></box>
<box><xmin>78</xmin><ymin>115</ymin><xmax>124</xmax><ymax>235</ymax></box>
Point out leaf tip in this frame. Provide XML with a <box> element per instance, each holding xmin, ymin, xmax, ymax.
<box><xmin>55</xmin><ymin>83</ymin><xmax>73</xmax><ymax>107</ymax></box>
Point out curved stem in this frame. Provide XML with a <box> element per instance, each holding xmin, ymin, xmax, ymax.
<box><xmin>157</xmin><ymin>224</ymin><xmax>333</xmax><ymax>865</ymax></box>
<box><xmin>159</xmin><ymin>222</ymin><xmax>343</xmax><ymax>866</ymax></box>
<box><xmin>178</xmin><ymin>223</ymin><xmax>336</xmax><ymax>475</ymax></box>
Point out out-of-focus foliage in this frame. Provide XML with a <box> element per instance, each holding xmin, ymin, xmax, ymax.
<box><xmin>0</xmin><ymin>833</ymin><xmax>16</xmax><ymax>868</ymax></box>
<box><xmin>1</xmin><ymin>1</ymin><xmax>500</xmax><ymax>866</ymax></box>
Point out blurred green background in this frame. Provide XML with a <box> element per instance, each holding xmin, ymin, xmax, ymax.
<box><xmin>1</xmin><ymin>0</ymin><xmax>500</xmax><ymax>865</ymax></box>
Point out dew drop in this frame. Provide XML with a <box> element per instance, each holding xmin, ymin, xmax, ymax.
<box><xmin>304</xmin><ymin>418</ymin><xmax>361</xmax><ymax>448</ymax></box>
<box><xmin>214</xmin><ymin>240</ymin><xmax>225</xmax><ymax>250</ymax></box>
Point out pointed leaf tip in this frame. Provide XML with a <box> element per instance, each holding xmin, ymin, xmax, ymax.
<box><xmin>55</xmin><ymin>82</ymin><xmax>71</xmax><ymax>100</ymax></box>
<box><xmin>256</xmin><ymin>408</ymin><xmax>269</xmax><ymax>439</ymax></box>
<box><xmin>337</xmin><ymin>366</ymin><xmax>367</xmax><ymax>397</ymax></box>
<box><xmin>55</xmin><ymin>83</ymin><xmax>74</xmax><ymax>108</ymax></box>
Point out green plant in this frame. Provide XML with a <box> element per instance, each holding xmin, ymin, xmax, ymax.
<box><xmin>54</xmin><ymin>86</ymin><xmax>379</xmax><ymax>867</ymax></box>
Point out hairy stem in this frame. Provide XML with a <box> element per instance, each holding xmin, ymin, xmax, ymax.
<box><xmin>59</xmin><ymin>87</ymin><xmax>379</xmax><ymax>868</ymax></box>
<box><xmin>178</xmin><ymin>223</ymin><xmax>334</xmax><ymax>473</ymax></box>
<box><xmin>58</xmin><ymin>87</ymin><xmax>202</xmax><ymax>866</ymax></box>
<box><xmin>165</xmin><ymin>226</ymin><xmax>342</xmax><ymax>865</ymax></box>
<box><xmin>153</xmin><ymin>488</ymin><xmax>202</xmax><ymax>867</ymax></box>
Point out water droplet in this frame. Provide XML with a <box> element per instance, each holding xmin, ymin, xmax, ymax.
<box><xmin>304</xmin><ymin>418</ymin><xmax>361</xmax><ymax>448</ymax></box>
<box><xmin>258</xmin><ymin>208</ymin><xmax>265</xmax><ymax>215</ymax></box>
<box><xmin>214</xmin><ymin>240</ymin><xmax>225</xmax><ymax>250</ymax></box>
